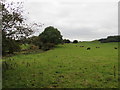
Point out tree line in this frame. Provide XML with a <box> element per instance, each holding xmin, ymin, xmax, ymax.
<box><xmin>98</xmin><ymin>35</ymin><xmax>120</xmax><ymax>43</ymax></box>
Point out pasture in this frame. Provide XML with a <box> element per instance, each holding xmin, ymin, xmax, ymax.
<box><xmin>2</xmin><ymin>42</ymin><xmax>118</xmax><ymax>88</ymax></box>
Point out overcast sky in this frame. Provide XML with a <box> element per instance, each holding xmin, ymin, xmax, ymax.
<box><xmin>6</xmin><ymin>0</ymin><xmax>118</xmax><ymax>41</ymax></box>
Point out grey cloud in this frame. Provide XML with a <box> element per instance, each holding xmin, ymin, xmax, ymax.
<box><xmin>6</xmin><ymin>0</ymin><xmax>118</xmax><ymax>41</ymax></box>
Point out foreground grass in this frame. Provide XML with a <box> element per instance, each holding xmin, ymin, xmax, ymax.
<box><xmin>2</xmin><ymin>42</ymin><xmax>118</xmax><ymax>88</ymax></box>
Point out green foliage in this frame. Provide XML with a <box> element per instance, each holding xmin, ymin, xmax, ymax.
<box><xmin>2</xmin><ymin>30</ymin><xmax>20</xmax><ymax>54</ymax></box>
<box><xmin>99</xmin><ymin>35</ymin><xmax>120</xmax><ymax>43</ymax></box>
<box><xmin>73</xmin><ymin>40</ymin><xmax>78</xmax><ymax>43</ymax></box>
<box><xmin>39</xmin><ymin>26</ymin><xmax>62</xmax><ymax>44</ymax></box>
<box><xmin>29</xmin><ymin>45</ymin><xmax>39</xmax><ymax>50</ymax></box>
<box><xmin>20</xmin><ymin>44</ymin><xmax>31</xmax><ymax>50</ymax></box>
<box><xmin>38</xmin><ymin>26</ymin><xmax>63</xmax><ymax>50</ymax></box>
<box><xmin>63</xmin><ymin>39</ymin><xmax>71</xmax><ymax>43</ymax></box>
<box><xmin>28</xmin><ymin>36</ymin><xmax>40</xmax><ymax>45</ymax></box>
<box><xmin>8</xmin><ymin>39</ymin><xmax>21</xmax><ymax>53</ymax></box>
<box><xmin>2</xmin><ymin>2</ymin><xmax>33</xmax><ymax>39</ymax></box>
<box><xmin>1</xmin><ymin>2</ymin><xmax>34</xmax><ymax>55</ymax></box>
<box><xmin>2</xmin><ymin>38</ymin><xmax>20</xmax><ymax>55</ymax></box>
<box><xmin>41</xmin><ymin>43</ymin><xmax>55</xmax><ymax>51</ymax></box>
<box><xmin>2</xmin><ymin>31</ymin><xmax>20</xmax><ymax>55</ymax></box>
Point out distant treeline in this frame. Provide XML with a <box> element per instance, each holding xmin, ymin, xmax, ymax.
<box><xmin>98</xmin><ymin>35</ymin><xmax>120</xmax><ymax>43</ymax></box>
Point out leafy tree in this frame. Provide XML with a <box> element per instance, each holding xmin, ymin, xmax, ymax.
<box><xmin>24</xmin><ymin>36</ymin><xmax>42</xmax><ymax>49</ymax></box>
<box><xmin>1</xmin><ymin>2</ymin><xmax>23</xmax><ymax>54</ymax></box>
<box><xmin>73</xmin><ymin>40</ymin><xmax>78</xmax><ymax>43</ymax></box>
<box><xmin>1</xmin><ymin>1</ymin><xmax>36</xmax><ymax>54</ymax></box>
<box><xmin>2</xmin><ymin>2</ymin><xmax>33</xmax><ymax>40</ymax></box>
<box><xmin>38</xmin><ymin>26</ymin><xmax>63</xmax><ymax>50</ymax></box>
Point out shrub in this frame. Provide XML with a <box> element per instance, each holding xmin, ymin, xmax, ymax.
<box><xmin>8</xmin><ymin>39</ymin><xmax>21</xmax><ymax>54</ymax></box>
<box><xmin>41</xmin><ymin>43</ymin><xmax>55</xmax><ymax>51</ymax></box>
<box><xmin>63</xmin><ymin>39</ymin><xmax>71</xmax><ymax>43</ymax></box>
<box><xmin>73</xmin><ymin>40</ymin><xmax>78</xmax><ymax>43</ymax></box>
<box><xmin>29</xmin><ymin>45</ymin><xmax>39</xmax><ymax>50</ymax></box>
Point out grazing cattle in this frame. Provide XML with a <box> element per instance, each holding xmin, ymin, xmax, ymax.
<box><xmin>87</xmin><ymin>47</ymin><xmax>91</xmax><ymax>50</ymax></box>
<box><xmin>80</xmin><ymin>46</ymin><xmax>84</xmax><ymax>47</ymax></box>
<box><xmin>114</xmin><ymin>47</ymin><xmax>117</xmax><ymax>49</ymax></box>
<box><xmin>96</xmin><ymin>47</ymin><xmax>100</xmax><ymax>48</ymax></box>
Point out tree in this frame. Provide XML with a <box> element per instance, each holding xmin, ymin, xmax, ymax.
<box><xmin>73</xmin><ymin>40</ymin><xmax>78</xmax><ymax>43</ymax></box>
<box><xmin>1</xmin><ymin>1</ymin><xmax>36</xmax><ymax>54</ymax></box>
<box><xmin>38</xmin><ymin>26</ymin><xmax>63</xmax><ymax>50</ymax></box>
<box><xmin>25</xmin><ymin>36</ymin><xmax>41</xmax><ymax>46</ymax></box>
<box><xmin>1</xmin><ymin>2</ymin><xmax>23</xmax><ymax>54</ymax></box>
<box><xmin>2</xmin><ymin>2</ymin><xmax>34</xmax><ymax>40</ymax></box>
<box><xmin>63</xmin><ymin>39</ymin><xmax>71</xmax><ymax>43</ymax></box>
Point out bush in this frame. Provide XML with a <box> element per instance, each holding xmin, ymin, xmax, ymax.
<box><xmin>73</xmin><ymin>40</ymin><xmax>78</xmax><ymax>43</ymax></box>
<box><xmin>63</xmin><ymin>39</ymin><xmax>71</xmax><ymax>43</ymax></box>
<box><xmin>8</xmin><ymin>39</ymin><xmax>21</xmax><ymax>54</ymax></box>
<box><xmin>29</xmin><ymin>45</ymin><xmax>39</xmax><ymax>50</ymax></box>
<box><xmin>41</xmin><ymin>43</ymin><xmax>55</xmax><ymax>51</ymax></box>
<box><xmin>2</xmin><ymin>35</ymin><xmax>21</xmax><ymax>55</ymax></box>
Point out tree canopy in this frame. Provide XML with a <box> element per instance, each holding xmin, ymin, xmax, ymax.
<box><xmin>38</xmin><ymin>26</ymin><xmax>63</xmax><ymax>50</ymax></box>
<box><xmin>2</xmin><ymin>2</ymin><xmax>34</xmax><ymax>40</ymax></box>
<box><xmin>1</xmin><ymin>1</ymin><xmax>34</xmax><ymax>54</ymax></box>
<box><xmin>73</xmin><ymin>40</ymin><xmax>78</xmax><ymax>43</ymax></box>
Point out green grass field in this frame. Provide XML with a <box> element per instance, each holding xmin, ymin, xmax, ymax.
<box><xmin>2</xmin><ymin>42</ymin><xmax>118</xmax><ymax>88</ymax></box>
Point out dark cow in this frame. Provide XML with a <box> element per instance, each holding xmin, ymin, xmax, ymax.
<box><xmin>87</xmin><ymin>47</ymin><xmax>91</xmax><ymax>50</ymax></box>
<box><xmin>80</xmin><ymin>46</ymin><xmax>84</xmax><ymax>47</ymax></box>
<box><xmin>114</xmin><ymin>47</ymin><xmax>117</xmax><ymax>49</ymax></box>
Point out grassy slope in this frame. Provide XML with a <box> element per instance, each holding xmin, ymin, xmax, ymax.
<box><xmin>2</xmin><ymin>42</ymin><xmax>118</xmax><ymax>88</ymax></box>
